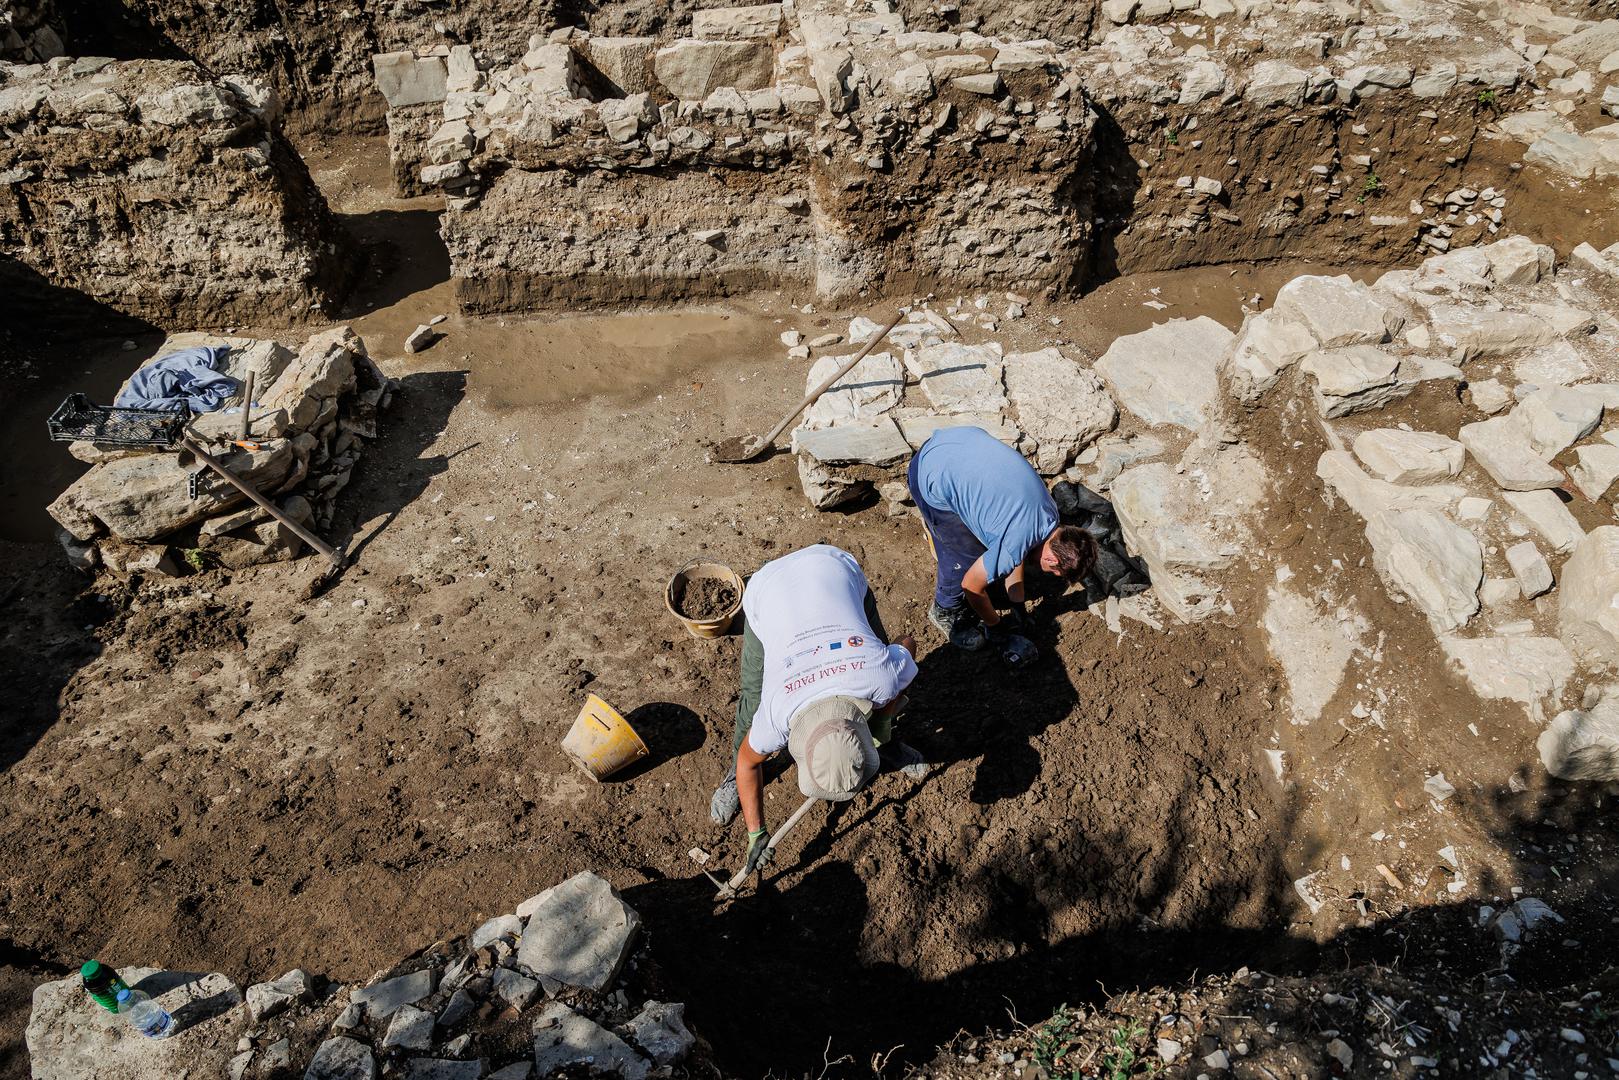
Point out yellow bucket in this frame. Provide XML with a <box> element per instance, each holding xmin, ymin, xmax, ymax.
<box><xmin>561</xmin><ymin>694</ymin><xmax>650</xmax><ymax>781</ymax></box>
<box><xmin>665</xmin><ymin>560</ymin><xmax>744</xmax><ymax>639</ymax></box>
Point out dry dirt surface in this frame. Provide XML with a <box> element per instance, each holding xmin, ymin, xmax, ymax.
<box><xmin>3</xmin><ymin>137</ymin><xmax>1617</xmax><ymax>1079</ymax></box>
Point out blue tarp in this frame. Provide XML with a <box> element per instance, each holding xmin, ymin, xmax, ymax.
<box><xmin>113</xmin><ymin>346</ymin><xmax>238</xmax><ymax>413</ymax></box>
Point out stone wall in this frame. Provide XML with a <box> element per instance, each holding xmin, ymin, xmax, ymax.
<box><xmin>0</xmin><ymin>58</ymin><xmax>355</xmax><ymax>329</ymax></box>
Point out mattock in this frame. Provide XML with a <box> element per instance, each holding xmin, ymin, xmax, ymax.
<box><xmin>692</xmin><ymin>796</ymin><xmax>820</xmax><ymax>902</ymax></box>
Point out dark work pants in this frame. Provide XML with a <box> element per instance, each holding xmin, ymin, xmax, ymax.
<box><xmin>907</xmin><ymin>454</ymin><xmax>988</xmax><ymax>610</ymax></box>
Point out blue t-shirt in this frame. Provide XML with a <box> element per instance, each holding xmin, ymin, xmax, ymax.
<box><xmin>912</xmin><ymin>426</ymin><xmax>1058</xmax><ymax>583</ymax></box>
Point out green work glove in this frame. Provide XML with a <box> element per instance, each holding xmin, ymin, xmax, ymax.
<box><xmin>744</xmin><ymin>827</ymin><xmax>775</xmax><ymax>875</ymax></box>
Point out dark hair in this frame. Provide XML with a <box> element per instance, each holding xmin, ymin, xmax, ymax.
<box><xmin>1047</xmin><ymin>525</ymin><xmax>1098</xmax><ymax>583</ymax></box>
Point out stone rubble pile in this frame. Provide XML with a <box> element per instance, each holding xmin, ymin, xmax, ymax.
<box><xmin>0</xmin><ymin>0</ymin><xmax>61</xmax><ymax>62</ymax></box>
<box><xmin>47</xmin><ymin>327</ymin><xmax>395</xmax><ymax>576</ymax></box>
<box><xmin>0</xmin><ymin>58</ymin><xmax>355</xmax><ymax>330</ymax></box>
<box><xmin>25</xmin><ymin>871</ymin><xmax>696</xmax><ymax>1080</ymax></box>
<box><xmin>1229</xmin><ymin>237</ymin><xmax>1619</xmax><ymax>782</ymax></box>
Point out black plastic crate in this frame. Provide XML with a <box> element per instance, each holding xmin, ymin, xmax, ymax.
<box><xmin>46</xmin><ymin>393</ymin><xmax>186</xmax><ymax>448</ymax></box>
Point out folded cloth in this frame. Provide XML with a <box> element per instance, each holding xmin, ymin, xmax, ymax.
<box><xmin>114</xmin><ymin>346</ymin><xmax>237</xmax><ymax>413</ymax></box>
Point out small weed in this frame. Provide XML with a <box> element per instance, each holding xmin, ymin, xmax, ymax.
<box><xmin>1477</xmin><ymin>88</ymin><xmax>1496</xmax><ymax>104</ymax></box>
<box><xmin>1101</xmin><ymin>1023</ymin><xmax>1148</xmax><ymax>1080</ymax></box>
<box><xmin>1165</xmin><ymin>128</ymin><xmax>1179</xmax><ymax>145</ymax></box>
<box><xmin>182</xmin><ymin>547</ymin><xmax>211</xmax><ymax>572</ymax></box>
<box><xmin>1030</xmin><ymin>1005</ymin><xmax>1086</xmax><ymax>1079</ymax></box>
<box><xmin>1357</xmin><ymin>172</ymin><xmax>1384</xmax><ymax>204</ymax></box>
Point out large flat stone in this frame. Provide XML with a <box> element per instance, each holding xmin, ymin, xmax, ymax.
<box><xmin>894</xmin><ymin>412</ymin><xmax>1019</xmax><ymax>450</ymax></box>
<box><xmin>1222</xmin><ymin>309</ymin><xmax>1317</xmax><ymax>403</ymax></box>
<box><xmin>586</xmin><ymin>37</ymin><xmax>657</xmax><ymax>95</ymax></box>
<box><xmin>691</xmin><ymin>4</ymin><xmax>784</xmax><ymax>39</ymax></box>
<box><xmin>1272</xmin><ymin>274</ymin><xmax>1404</xmax><ymax>348</ymax></box>
<box><xmin>350</xmin><ymin>967</ymin><xmax>435</xmax><ymax>1020</ymax></box>
<box><xmin>1457</xmin><ymin>417</ymin><xmax>1565</xmax><ymax>491</ymax></box>
<box><xmin>516</xmin><ymin>871</ymin><xmax>641</xmax><ymax>992</ymax></box>
<box><xmin>801</xmin><ymin>351</ymin><xmax>904</xmax><ymax>429</ymax></box>
<box><xmin>1502</xmin><ymin>489</ymin><xmax>1584</xmax><ymax>554</ymax></box>
<box><xmin>903</xmin><ymin>343</ymin><xmax>1006</xmax><ymax>415</ymax></box>
<box><xmin>1352</xmin><ymin>429</ymin><xmax>1464</xmax><ymax>484</ymax></box>
<box><xmin>372</xmin><ymin>53</ymin><xmax>448</xmax><ymax>108</ymax></box>
<box><xmin>1513</xmin><ymin>386</ymin><xmax>1604</xmax><ymax>459</ymax></box>
<box><xmin>1001</xmin><ymin>348</ymin><xmax>1116</xmax><ymax>474</ymax></box>
<box><xmin>1365</xmin><ymin>508</ymin><xmax>1482</xmax><ymax>632</ymax></box>
<box><xmin>26</xmin><ymin>968</ymin><xmax>244</xmax><ymax>1080</ymax></box>
<box><xmin>1559</xmin><ymin>526</ymin><xmax>1619</xmax><ymax>668</ymax></box>
<box><xmin>1481</xmin><ymin>235</ymin><xmax>1555</xmax><ymax>285</ymax></box>
<box><xmin>1440</xmin><ymin>636</ymin><xmax>1572</xmax><ymax>721</ymax></box>
<box><xmin>1316</xmin><ymin>451</ymin><xmax>1464</xmax><ymax>519</ymax></box>
<box><xmin>792</xmin><ymin>418</ymin><xmax>911</xmax><ymax>466</ymax></box>
<box><xmin>1299</xmin><ymin>345</ymin><xmax>1403</xmax><ymax>417</ymax></box>
<box><xmin>533</xmin><ymin>1002</ymin><xmax>649</xmax><ymax>1080</ymax></box>
<box><xmin>1570</xmin><ymin>443</ymin><xmax>1619</xmax><ymax>500</ymax></box>
<box><xmin>652</xmin><ymin>39</ymin><xmax>774</xmax><ymax>100</ymax></box>
<box><xmin>1429</xmin><ymin>304</ymin><xmax>1557</xmax><ymax>361</ymax></box>
<box><xmin>1095</xmin><ymin>316</ymin><xmax>1234</xmax><ymax>432</ymax></box>
<box><xmin>304</xmin><ymin>1036</ymin><xmax>377</xmax><ymax>1080</ymax></box>
<box><xmin>1263</xmin><ymin>585</ymin><xmax>1367</xmax><ymax>725</ymax></box>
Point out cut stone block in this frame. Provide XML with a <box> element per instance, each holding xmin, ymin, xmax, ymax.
<box><xmin>350</xmin><ymin>967</ymin><xmax>435</xmax><ymax>1020</ymax></box>
<box><xmin>692</xmin><ymin>4</ymin><xmax>784</xmax><ymax>40</ymax></box>
<box><xmin>1457</xmin><ymin>417</ymin><xmax>1565</xmax><ymax>491</ymax></box>
<box><xmin>1001</xmin><ymin>348</ymin><xmax>1116</xmax><ymax>474</ymax></box>
<box><xmin>1315</xmin><ymin>451</ymin><xmax>1464</xmax><ymax>519</ymax></box>
<box><xmin>903</xmin><ymin>343</ymin><xmax>1006</xmax><ymax>414</ymax></box>
<box><xmin>1481</xmin><ymin>234</ymin><xmax>1555</xmax><ymax>285</ymax></box>
<box><xmin>1095</xmin><ymin>316</ymin><xmax>1234</xmax><ymax>432</ymax></box>
<box><xmin>1365</xmin><ymin>508</ymin><xmax>1483</xmax><ymax>632</ymax></box>
<box><xmin>532</xmin><ymin>1002</ymin><xmax>650</xmax><ymax>1080</ymax></box>
<box><xmin>1506</xmin><ymin>540</ymin><xmax>1554</xmax><ymax>598</ymax></box>
<box><xmin>1429</xmin><ymin>304</ymin><xmax>1557</xmax><ymax>361</ymax></box>
<box><xmin>372</xmin><ymin>53</ymin><xmax>448</xmax><ymax>108</ymax></box>
<box><xmin>1352</xmin><ymin>429</ymin><xmax>1465</xmax><ymax>483</ymax></box>
<box><xmin>652</xmin><ymin>39</ymin><xmax>774</xmax><ymax>100</ymax></box>
<box><xmin>1502</xmin><ymin>489</ymin><xmax>1585</xmax><ymax>554</ymax></box>
<box><xmin>894</xmin><ymin>413</ymin><xmax>1020</xmax><ymax>450</ymax></box>
<box><xmin>1559</xmin><ymin>526</ymin><xmax>1619</xmax><ymax>668</ymax></box>
<box><xmin>586</xmin><ymin>37</ymin><xmax>657</xmax><ymax>94</ymax></box>
<box><xmin>515</xmin><ymin>871</ymin><xmax>641</xmax><ymax>992</ymax></box>
<box><xmin>1300</xmin><ymin>345</ymin><xmax>1402</xmax><ymax>417</ymax></box>
<box><xmin>1272</xmin><ymin>274</ymin><xmax>1404</xmax><ymax>348</ymax></box>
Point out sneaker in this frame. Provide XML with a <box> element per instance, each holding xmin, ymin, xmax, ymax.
<box><xmin>709</xmin><ymin>771</ymin><xmax>740</xmax><ymax>825</ymax></box>
<box><xmin>878</xmin><ymin>739</ymin><xmax>931</xmax><ymax>781</ymax></box>
<box><xmin>929</xmin><ymin>601</ymin><xmax>987</xmax><ymax>651</ymax></box>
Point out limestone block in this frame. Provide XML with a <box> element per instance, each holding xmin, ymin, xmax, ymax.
<box><xmin>372</xmin><ymin>52</ymin><xmax>448</xmax><ymax>108</ymax></box>
<box><xmin>1245</xmin><ymin>61</ymin><xmax>1309</xmax><ymax>107</ymax></box>
<box><xmin>1178</xmin><ymin>60</ymin><xmax>1225</xmax><ymax>104</ymax></box>
<box><xmin>1571</xmin><ymin>443</ymin><xmax>1619</xmax><ymax>500</ymax></box>
<box><xmin>381</xmin><ymin>1004</ymin><xmax>434</xmax><ymax>1051</ymax></box>
<box><xmin>1002</xmin><ymin>348</ymin><xmax>1117</xmax><ymax>475</ymax></box>
<box><xmin>1540</xmin><ymin>695</ymin><xmax>1619</xmax><ymax>781</ymax></box>
<box><xmin>1352</xmin><ymin>429</ymin><xmax>1465</xmax><ymax>484</ymax></box>
<box><xmin>1365</xmin><ymin>508</ymin><xmax>1483</xmax><ymax>631</ymax></box>
<box><xmin>1502</xmin><ymin>489</ymin><xmax>1585</xmax><ymax>554</ymax></box>
<box><xmin>1223</xmin><ymin>309</ymin><xmax>1317</xmax><ymax>402</ymax></box>
<box><xmin>515</xmin><ymin>871</ymin><xmax>641</xmax><ymax>992</ymax></box>
<box><xmin>1458</xmin><ymin>418</ymin><xmax>1565</xmax><ymax>491</ymax></box>
<box><xmin>792</xmin><ymin>419</ymin><xmax>912</xmax><ymax>466</ymax></box>
<box><xmin>305</xmin><ymin>1036</ymin><xmax>377</xmax><ymax>1079</ymax></box>
<box><xmin>1524</xmin><ymin>131</ymin><xmax>1602</xmax><ymax>178</ymax></box>
<box><xmin>895</xmin><ymin>413</ymin><xmax>1020</xmax><ymax>449</ymax></box>
<box><xmin>586</xmin><ymin>37</ymin><xmax>656</xmax><ymax>94</ymax></box>
<box><xmin>1411</xmin><ymin>63</ymin><xmax>1459</xmax><ymax>98</ymax></box>
<box><xmin>810</xmin><ymin>46</ymin><xmax>856</xmax><ymax>112</ymax></box>
<box><xmin>1513</xmin><ymin>386</ymin><xmax>1604</xmax><ymax>459</ymax></box>
<box><xmin>627</xmin><ymin>1001</ymin><xmax>696</xmax><ymax>1066</ymax></box>
<box><xmin>1561</xmin><ymin>526</ymin><xmax>1619</xmax><ymax>668</ymax></box>
<box><xmin>1317</xmin><ymin>450</ymin><xmax>1464</xmax><ymax>519</ymax></box>
<box><xmin>1300</xmin><ymin>345</ymin><xmax>1403</xmax><ymax>417</ymax></box>
<box><xmin>261</xmin><ymin>326</ymin><xmax>361</xmax><ymax>430</ymax></box>
<box><xmin>246</xmin><ymin>968</ymin><xmax>313</xmax><ymax>1021</ymax></box>
<box><xmin>1481</xmin><ymin>235</ymin><xmax>1555</xmax><ymax>285</ymax></box>
<box><xmin>1507</xmin><ymin>540</ymin><xmax>1554</xmax><ymax>598</ymax></box>
<box><xmin>446</xmin><ymin>46</ymin><xmax>480</xmax><ymax>93</ymax></box>
<box><xmin>891</xmin><ymin>62</ymin><xmax>934</xmax><ymax>101</ymax></box>
<box><xmin>26</xmin><ymin>968</ymin><xmax>244</xmax><ymax>1080</ymax></box>
<box><xmin>1272</xmin><ymin>275</ymin><xmax>1405</xmax><ymax>348</ymax></box>
<box><xmin>1440</xmin><ymin>635</ymin><xmax>1572</xmax><ymax>718</ymax></box>
<box><xmin>1095</xmin><ymin>316</ymin><xmax>1234</xmax><ymax>431</ymax></box>
<box><xmin>692</xmin><ymin>4</ymin><xmax>784</xmax><ymax>40</ymax></box>
<box><xmin>653</xmin><ymin>39</ymin><xmax>774</xmax><ymax>100</ymax></box>
<box><xmin>800</xmin><ymin>352</ymin><xmax>904</xmax><ymax>429</ymax></box>
<box><xmin>350</xmin><ymin>968</ymin><xmax>435</xmax><ymax>1020</ymax></box>
<box><xmin>904</xmin><ymin>343</ymin><xmax>1006</xmax><ymax>415</ymax></box>
<box><xmin>1551</xmin><ymin>20</ymin><xmax>1619</xmax><ymax>69</ymax></box>
<box><xmin>1515</xmin><ymin>341</ymin><xmax>1592</xmax><ymax>387</ymax></box>
<box><xmin>533</xmin><ymin>1003</ymin><xmax>649</xmax><ymax>1080</ymax></box>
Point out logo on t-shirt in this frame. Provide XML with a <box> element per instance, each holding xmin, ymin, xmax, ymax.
<box><xmin>828</xmin><ymin>640</ymin><xmax>843</xmax><ymax>651</ymax></box>
<box><xmin>846</xmin><ymin>635</ymin><xmax>864</xmax><ymax>648</ymax></box>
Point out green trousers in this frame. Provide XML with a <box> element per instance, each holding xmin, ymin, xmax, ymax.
<box><xmin>733</xmin><ymin>589</ymin><xmax>893</xmax><ymax>753</ymax></box>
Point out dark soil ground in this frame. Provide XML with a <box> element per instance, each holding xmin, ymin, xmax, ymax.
<box><xmin>675</xmin><ymin>577</ymin><xmax>740</xmax><ymax>623</ymax></box>
<box><xmin>2</xmin><ymin>136</ymin><xmax>1617</xmax><ymax>1079</ymax></box>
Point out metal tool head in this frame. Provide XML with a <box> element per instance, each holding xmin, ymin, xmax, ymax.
<box><xmin>708</xmin><ymin>434</ymin><xmax>765</xmax><ymax>464</ymax></box>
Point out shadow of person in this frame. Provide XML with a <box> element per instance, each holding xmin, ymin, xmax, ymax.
<box><xmin>332</xmin><ymin>369</ymin><xmax>470</xmax><ymax>564</ymax></box>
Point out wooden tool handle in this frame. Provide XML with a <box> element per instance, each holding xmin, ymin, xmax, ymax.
<box><xmin>722</xmin><ymin>795</ymin><xmax>819</xmax><ymax>892</ymax></box>
<box><xmin>183</xmin><ymin>437</ymin><xmax>344</xmax><ymax>569</ymax></box>
<box><xmin>755</xmin><ymin>310</ymin><xmax>906</xmax><ymax>450</ymax></box>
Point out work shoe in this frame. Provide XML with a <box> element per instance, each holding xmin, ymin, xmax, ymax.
<box><xmin>709</xmin><ymin>770</ymin><xmax>740</xmax><ymax>826</ymax></box>
<box><xmin>928</xmin><ymin>601</ymin><xmax>987</xmax><ymax>651</ymax></box>
<box><xmin>878</xmin><ymin>739</ymin><xmax>931</xmax><ymax>781</ymax></box>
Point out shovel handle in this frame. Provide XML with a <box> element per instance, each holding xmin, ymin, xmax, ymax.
<box><xmin>720</xmin><ymin>795</ymin><xmax>819</xmax><ymax>895</ymax></box>
<box><xmin>183</xmin><ymin>436</ymin><xmax>345</xmax><ymax>570</ymax></box>
<box><xmin>753</xmin><ymin>310</ymin><xmax>906</xmax><ymax>452</ymax></box>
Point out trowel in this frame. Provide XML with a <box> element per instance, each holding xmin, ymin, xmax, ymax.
<box><xmin>708</xmin><ymin>310</ymin><xmax>905</xmax><ymax>463</ymax></box>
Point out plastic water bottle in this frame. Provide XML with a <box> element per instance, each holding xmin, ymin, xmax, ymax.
<box><xmin>115</xmin><ymin>987</ymin><xmax>175</xmax><ymax>1039</ymax></box>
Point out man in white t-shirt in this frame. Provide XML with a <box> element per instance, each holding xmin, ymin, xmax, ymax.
<box><xmin>709</xmin><ymin>545</ymin><xmax>923</xmax><ymax>877</ymax></box>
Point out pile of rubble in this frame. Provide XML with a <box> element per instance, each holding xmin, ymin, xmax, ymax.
<box><xmin>25</xmin><ymin>871</ymin><xmax>697</xmax><ymax>1079</ymax></box>
<box><xmin>0</xmin><ymin>0</ymin><xmax>61</xmax><ymax>62</ymax></box>
<box><xmin>0</xmin><ymin>57</ymin><xmax>353</xmax><ymax>329</ymax></box>
<box><xmin>46</xmin><ymin>327</ymin><xmax>393</xmax><ymax>576</ymax></box>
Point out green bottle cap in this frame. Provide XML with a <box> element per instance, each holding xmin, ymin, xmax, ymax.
<box><xmin>81</xmin><ymin>960</ymin><xmax>103</xmax><ymax>980</ymax></box>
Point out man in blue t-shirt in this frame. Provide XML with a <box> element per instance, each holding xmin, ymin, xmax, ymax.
<box><xmin>907</xmin><ymin>425</ymin><xmax>1098</xmax><ymax>666</ymax></box>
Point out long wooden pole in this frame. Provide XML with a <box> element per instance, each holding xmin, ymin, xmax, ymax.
<box><xmin>751</xmin><ymin>310</ymin><xmax>906</xmax><ymax>452</ymax></box>
<box><xmin>183</xmin><ymin>437</ymin><xmax>344</xmax><ymax>569</ymax></box>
